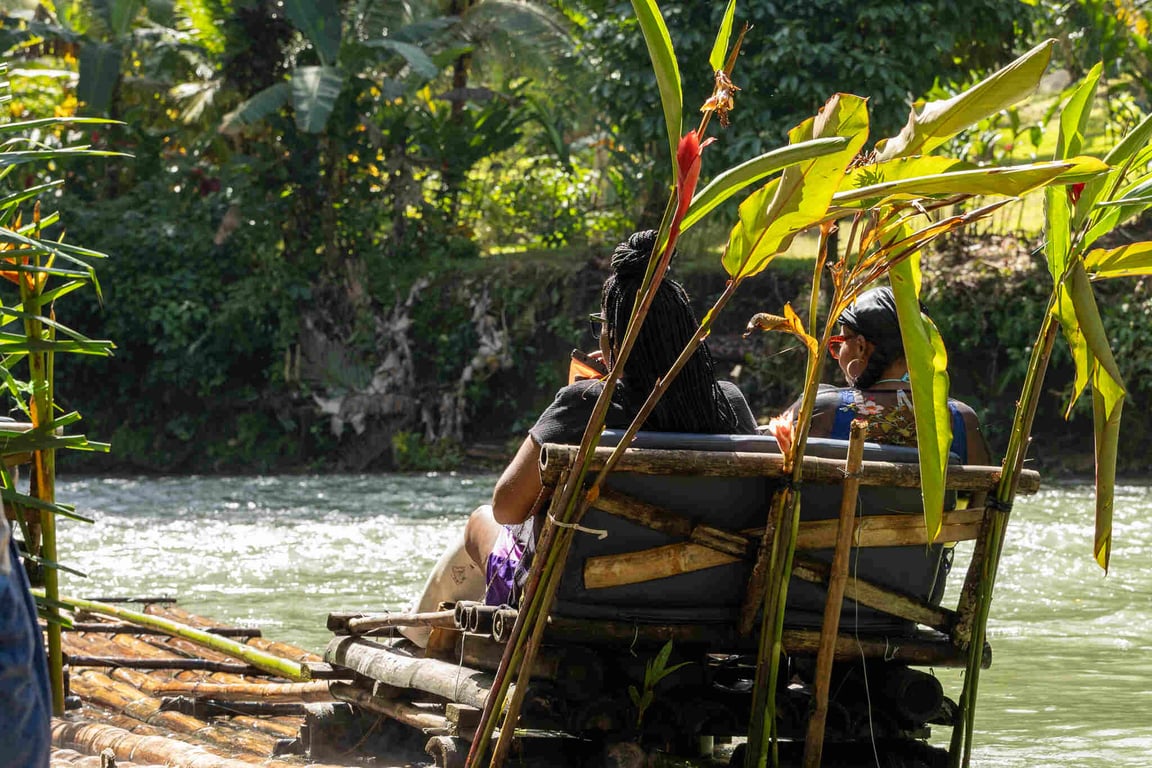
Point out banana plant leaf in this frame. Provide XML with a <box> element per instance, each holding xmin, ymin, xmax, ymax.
<box><xmin>220</xmin><ymin>82</ymin><xmax>291</xmax><ymax>134</ymax></box>
<box><xmin>889</xmin><ymin>255</ymin><xmax>951</xmax><ymax>541</ymax></box>
<box><xmin>875</xmin><ymin>39</ymin><xmax>1054</xmax><ymax>162</ymax></box>
<box><xmin>723</xmin><ymin>93</ymin><xmax>868</xmax><ymax>280</ymax></box>
<box><xmin>291</xmin><ymin>66</ymin><xmax>345</xmax><ymax>133</ymax></box>
<box><xmin>76</xmin><ymin>42</ymin><xmax>121</xmax><ymax>115</ymax></box>
<box><xmin>361</xmin><ymin>39</ymin><xmax>439</xmax><ymax>80</ymax></box>
<box><xmin>680</xmin><ymin>137</ymin><xmax>851</xmax><ymax>232</ymax></box>
<box><xmin>283</xmin><ymin>0</ymin><xmax>342</xmax><ymax>67</ymax></box>
<box><xmin>631</xmin><ymin>0</ymin><xmax>682</xmax><ymax>173</ymax></box>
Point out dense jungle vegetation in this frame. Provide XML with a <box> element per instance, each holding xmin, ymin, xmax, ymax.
<box><xmin>2</xmin><ymin>0</ymin><xmax>1151</xmax><ymax>475</ymax></box>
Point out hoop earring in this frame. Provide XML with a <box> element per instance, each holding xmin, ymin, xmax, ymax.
<box><xmin>846</xmin><ymin>358</ymin><xmax>864</xmax><ymax>386</ymax></box>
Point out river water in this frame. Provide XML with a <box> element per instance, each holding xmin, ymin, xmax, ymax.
<box><xmin>55</xmin><ymin>474</ymin><xmax>1152</xmax><ymax>767</ymax></box>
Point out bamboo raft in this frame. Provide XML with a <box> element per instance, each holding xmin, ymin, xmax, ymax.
<box><xmin>319</xmin><ymin>432</ymin><xmax>1041</xmax><ymax>768</ymax></box>
<box><xmin>45</xmin><ymin>434</ymin><xmax>1040</xmax><ymax>768</ymax></box>
<box><xmin>44</xmin><ymin>602</ymin><xmax>416</xmax><ymax>768</ymax></box>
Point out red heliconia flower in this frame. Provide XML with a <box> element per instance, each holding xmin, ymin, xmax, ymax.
<box><xmin>669</xmin><ymin>132</ymin><xmax>715</xmax><ymax>246</ymax></box>
<box><xmin>1069</xmin><ymin>182</ymin><xmax>1086</xmax><ymax>204</ymax></box>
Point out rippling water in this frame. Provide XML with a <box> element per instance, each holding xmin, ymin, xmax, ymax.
<box><xmin>55</xmin><ymin>474</ymin><xmax>1152</xmax><ymax>767</ymax></box>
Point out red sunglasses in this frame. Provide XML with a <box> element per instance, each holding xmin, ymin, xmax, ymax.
<box><xmin>827</xmin><ymin>334</ymin><xmax>853</xmax><ymax>360</ymax></box>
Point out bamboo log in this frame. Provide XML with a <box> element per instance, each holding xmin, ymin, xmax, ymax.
<box><xmin>591</xmin><ymin>488</ymin><xmax>749</xmax><ymax>558</ymax></box>
<box><xmin>582</xmin><ymin>507</ymin><xmax>986</xmax><ymax>590</ymax></box>
<box><xmin>329</xmin><ymin>681</ymin><xmax>449</xmax><ymax>732</ymax></box>
<box><xmin>490</xmin><ymin>609</ymin><xmax>520</xmax><ymax>643</ymax></box>
<box><xmin>146</xmin><ymin>680</ymin><xmax>333</xmax><ymax>702</ymax></box>
<box><xmin>51</xmin><ymin>718</ymin><xmax>347</xmax><ymax>768</ymax></box>
<box><xmin>804</xmin><ymin>419</ymin><xmax>867</xmax><ymax>768</ymax></box>
<box><xmin>159</xmin><ymin>696</ymin><xmax>308</xmax><ymax>717</ymax></box>
<box><xmin>325</xmin><ymin>636</ymin><xmax>493</xmax><ymax>710</ymax></box>
<box><xmin>345</xmin><ymin>610</ymin><xmax>456</xmax><ymax>634</ymax></box>
<box><xmin>455</xmin><ymin>634</ymin><xmax>603</xmax><ymax>699</ymax></box>
<box><xmin>791</xmin><ymin>558</ymin><xmax>955</xmax><ymax>633</ymax></box>
<box><xmin>64</xmin><ymin>622</ymin><xmax>261</xmax><ymax>638</ymax></box>
<box><xmin>540</xmin><ymin>445</ymin><xmax>1040</xmax><ymax>493</ymax></box>
<box><xmin>40</xmin><ymin>594</ymin><xmax>311</xmax><ymax>681</ymax></box>
<box><xmin>67</xmin><ymin>669</ymin><xmax>282</xmax><ymax>756</ymax></box>
<box><xmin>146</xmin><ymin>604</ymin><xmax>323</xmax><ymax>663</ymax></box>
<box><xmin>64</xmin><ymin>655</ymin><xmax>268</xmax><ymax>675</ymax></box>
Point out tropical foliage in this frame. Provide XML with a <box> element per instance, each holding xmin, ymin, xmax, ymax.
<box><xmin>0</xmin><ymin>62</ymin><xmax>116</xmax><ymax>714</ymax></box>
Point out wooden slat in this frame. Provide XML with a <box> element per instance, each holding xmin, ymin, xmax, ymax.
<box><xmin>582</xmin><ymin>507</ymin><xmax>985</xmax><ymax>590</ymax></box>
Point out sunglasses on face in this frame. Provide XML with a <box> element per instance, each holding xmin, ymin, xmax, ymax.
<box><xmin>588</xmin><ymin>312</ymin><xmax>606</xmax><ymax>339</ymax></box>
<box><xmin>827</xmin><ymin>334</ymin><xmax>855</xmax><ymax>360</ymax></box>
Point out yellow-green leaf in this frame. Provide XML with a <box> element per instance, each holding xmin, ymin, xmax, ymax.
<box><xmin>1084</xmin><ymin>241</ymin><xmax>1152</xmax><ymax>278</ymax></box>
<box><xmin>889</xmin><ymin>255</ymin><xmax>951</xmax><ymax>542</ymax></box>
<box><xmin>681</xmin><ymin>137</ymin><xmax>851</xmax><ymax>233</ymax></box>
<box><xmin>723</xmin><ymin>93</ymin><xmax>869</xmax><ymax>279</ymax></box>
<box><xmin>1091</xmin><ymin>385</ymin><xmax>1120</xmax><ymax>571</ymax></box>
<box><xmin>631</xmin><ymin>0</ymin><xmax>682</xmax><ymax>175</ymax></box>
<box><xmin>832</xmin><ymin>161</ymin><xmax>1073</xmax><ymax>208</ymax></box>
<box><xmin>875</xmin><ymin>39</ymin><xmax>1054</xmax><ymax>162</ymax></box>
<box><xmin>708</xmin><ymin>0</ymin><xmax>737</xmax><ymax>73</ymax></box>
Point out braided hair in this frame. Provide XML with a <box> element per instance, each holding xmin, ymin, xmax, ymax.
<box><xmin>602</xmin><ymin>230</ymin><xmax>740</xmax><ymax>433</ymax></box>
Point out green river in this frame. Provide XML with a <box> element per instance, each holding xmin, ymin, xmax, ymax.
<box><xmin>55</xmin><ymin>474</ymin><xmax>1152</xmax><ymax>767</ymax></box>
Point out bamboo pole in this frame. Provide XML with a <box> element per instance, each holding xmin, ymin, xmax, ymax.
<box><xmin>952</xmin><ymin>315</ymin><xmax>1059</xmax><ymax>767</ymax></box>
<box><xmin>804</xmin><ymin>419</ymin><xmax>867</xmax><ymax>768</ymax></box>
<box><xmin>326</xmin><ymin>636</ymin><xmax>493</xmax><ymax>710</ymax></box>
<box><xmin>145</xmin><ymin>604</ymin><xmax>323</xmax><ymax>663</ymax></box>
<box><xmin>63</xmin><ymin>622</ymin><xmax>260</xmax><ymax>638</ymax></box>
<box><xmin>347</xmin><ymin>610</ymin><xmax>457</xmax><ymax>634</ymax></box>
<box><xmin>581</xmin><ymin>507</ymin><xmax>985</xmax><ymax>589</ymax></box>
<box><xmin>329</xmin><ymin>682</ymin><xmax>449</xmax><ymax>733</ymax></box>
<box><xmin>540</xmin><ymin>445</ymin><xmax>1038</xmax><ymax>492</ymax></box>
<box><xmin>145</xmin><ymin>680</ymin><xmax>333</xmax><ymax>703</ymax></box>
<box><xmin>39</xmin><ymin>592</ymin><xmax>311</xmax><ymax>681</ymax></box>
<box><xmin>64</xmin><ymin>655</ymin><xmax>268</xmax><ymax>675</ymax></box>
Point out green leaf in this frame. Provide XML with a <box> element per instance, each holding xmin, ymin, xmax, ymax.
<box><xmin>1055</xmin><ymin>62</ymin><xmax>1101</xmax><ymax>161</ymax></box>
<box><xmin>832</xmin><ymin>160</ymin><xmax>1074</xmax><ymax>208</ymax></box>
<box><xmin>284</xmin><ymin>0</ymin><xmax>342</xmax><ymax>67</ymax></box>
<box><xmin>875</xmin><ymin>39</ymin><xmax>1054</xmax><ymax>161</ymax></box>
<box><xmin>1103</xmin><ymin>109</ymin><xmax>1152</xmax><ymax>167</ymax></box>
<box><xmin>680</xmin><ymin>137</ymin><xmax>850</xmax><ymax>233</ymax></box>
<box><xmin>627</xmin><ymin>685</ymin><xmax>641</xmax><ymax>709</ymax></box>
<box><xmin>1091</xmin><ymin>385</ymin><xmax>1120</xmax><ymax>572</ymax></box>
<box><xmin>1084</xmin><ymin>240</ymin><xmax>1152</xmax><ymax>279</ymax></box>
<box><xmin>291</xmin><ymin>66</ymin><xmax>345</xmax><ymax>133</ymax></box>
<box><xmin>0</xmin><ymin>117</ymin><xmax>123</xmax><ymax>134</ymax></box>
<box><xmin>220</xmin><ymin>82</ymin><xmax>291</xmax><ymax>134</ymax></box>
<box><xmin>708</xmin><ymin>0</ymin><xmax>737</xmax><ymax>73</ymax></box>
<box><xmin>890</xmin><ymin>256</ymin><xmax>951</xmax><ymax>541</ymax></box>
<box><xmin>1068</xmin><ymin>262</ymin><xmax>1125</xmax><ymax>405</ymax></box>
<box><xmin>362</xmin><ymin>39</ymin><xmax>439</xmax><ymax>80</ymax></box>
<box><xmin>723</xmin><ymin>93</ymin><xmax>869</xmax><ymax>280</ymax></box>
<box><xmin>630</xmin><ymin>0</ymin><xmax>682</xmax><ymax>175</ymax></box>
<box><xmin>0</xmin><ymin>489</ymin><xmax>94</xmax><ymax>524</ymax></box>
<box><xmin>76</xmin><ymin>42</ymin><xmax>122</xmax><ymax>115</ymax></box>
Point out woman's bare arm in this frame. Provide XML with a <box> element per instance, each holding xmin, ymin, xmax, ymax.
<box><xmin>491</xmin><ymin>436</ymin><xmax>546</xmax><ymax>525</ymax></box>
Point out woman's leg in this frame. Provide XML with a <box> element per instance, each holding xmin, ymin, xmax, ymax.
<box><xmin>400</xmin><ymin>505</ymin><xmax>502</xmax><ymax>647</ymax></box>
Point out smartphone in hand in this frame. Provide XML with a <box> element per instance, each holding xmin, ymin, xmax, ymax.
<box><xmin>569</xmin><ymin>349</ymin><xmax>608</xmax><ymax>384</ymax></box>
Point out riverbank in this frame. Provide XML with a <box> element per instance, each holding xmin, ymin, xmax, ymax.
<box><xmin>59</xmin><ymin>230</ymin><xmax>1147</xmax><ymax>478</ymax></box>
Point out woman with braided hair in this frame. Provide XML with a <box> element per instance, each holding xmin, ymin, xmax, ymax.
<box><xmin>777</xmin><ymin>286</ymin><xmax>990</xmax><ymax>465</ymax></box>
<box><xmin>401</xmin><ymin>231</ymin><xmax>757</xmax><ymax>646</ymax></box>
